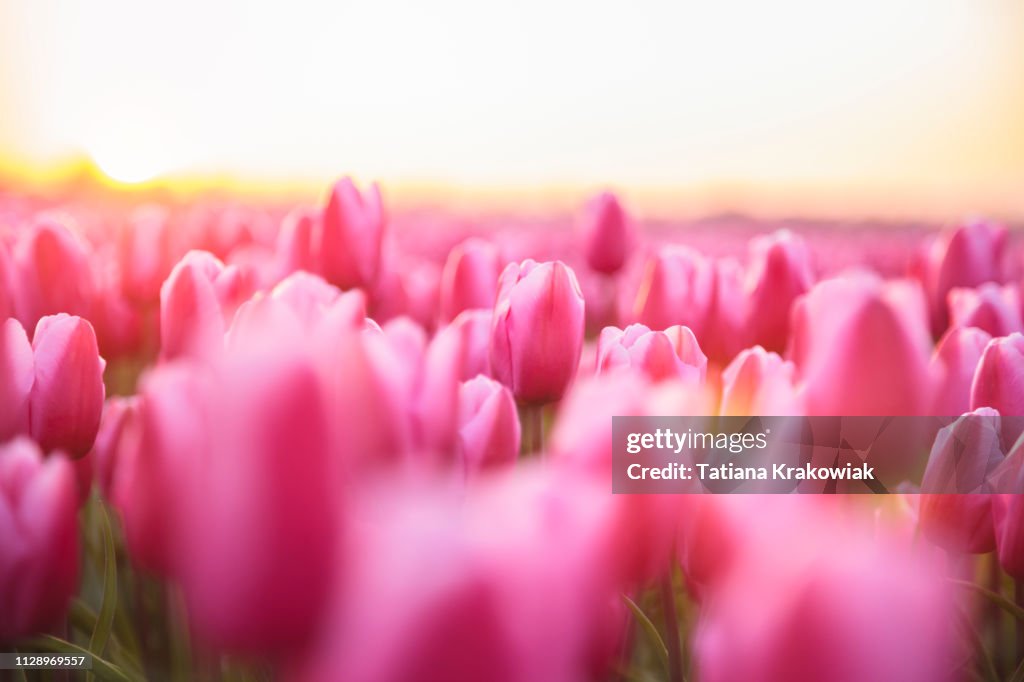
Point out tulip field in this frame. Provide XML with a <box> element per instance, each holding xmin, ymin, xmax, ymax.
<box><xmin>2</xmin><ymin>178</ymin><xmax>1024</xmax><ymax>682</ymax></box>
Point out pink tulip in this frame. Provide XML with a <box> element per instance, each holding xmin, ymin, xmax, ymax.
<box><xmin>693</xmin><ymin>500</ymin><xmax>955</xmax><ymax>682</ymax></box>
<box><xmin>275</xmin><ymin>207</ymin><xmax>319</xmax><ymax>279</ymax></box>
<box><xmin>29</xmin><ymin>314</ymin><xmax>105</xmax><ymax>458</ymax></box>
<box><xmin>0</xmin><ymin>318</ymin><xmax>33</xmax><ymax>442</ymax></box>
<box><xmin>578</xmin><ymin>192</ymin><xmax>635</xmax><ymax>275</ymax></box>
<box><xmin>439</xmin><ymin>238</ymin><xmax>501</xmax><ymax>322</ymax></box>
<box><xmin>490</xmin><ymin>260</ymin><xmax>585</xmax><ymax>404</ymax></box>
<box><xmin>948</xmin><ymin>283</ymin><xmax>1022</xmax><ymax>337</ymax></box>
<box><xmin>90</xmin><ymin>396</ymin><xmax>139</xmax><ymax>498</ymax></box>
<box><xmin>445</xmin><ymin>309</ymin><xmax>492</xmax><ymax>380</ymax></box>
<box><xmin>317</xmin><ymin>177</ymin><xmax>385</xmax><ymax>290</ymax></box>
<box><xmin>993</xmin><ymin>484</ymin><xmax>1024</xmax><ymax>581</ymax></box>
<box><xmin>788</xmin><ymin>275</ymin><xmax>933</xmax><ymax>415</ymax></box>
<box><xmin>742</xmin><ymin>230</ymin><xmax>813</xmax><ymax>352</ymax></box>
<box><xmin>720</xmin><ymin>346</ymin><xmax>802</xmax><ymax>415</ymax></box>
<box><xmin>0</xmin><ymin>240</ymin><xmax>16</xmax><ymax>321</ymax></box>
<box><xmin>930</xmin><ymin>327</ymin><xmax>992</xmax><ymax>415</ymax></box>
<box><xmin>970</xmin><ymin>333</ymin><xmax>1024</xmax><ymax>416</ymax></box>
<box><xmin>178</xmin><ymin>345</ymin><xmax>340</xmax><ymax>655</ymax></box>
<box><xmin>913</xmin><ymin>218</ymin><xmax>1007</xmax><ymax>334</ymax></box>
<box><xmin>631</xmin><ymin>246</ymin><xmax>713</xmax><ymax>336</ymax></box>
<box><xmin>457</xmin><ymin>376</ymin><xmax>520</xmax><ymax>477</ymax></box>
<box><xmin>13</xmin><ymin>219</ymin><xmax>94</xmax><ymax>330</ymax></box>
<box><xmin>0</xmin><ymin>438</ymin><xmax>79</xmax><ymax>641</ymax></box>
<box><xmin>159</xmin><ymin>250</ymin><xmax>231</xmax><ymax>362</ymax></box>
<box><xmin>918</xmin><ymin>408</ymin><xmax>1004</xmax><ymax>553</ymax></box>
<box><xmin>121</xmin><ymin>206</ymin><xmax>173</xmax><ymax>304</ymax></box>
<box><xmin>596</xmin><ymin>323</ymin><xmax>707</xmax><ymax>383</ymax></box>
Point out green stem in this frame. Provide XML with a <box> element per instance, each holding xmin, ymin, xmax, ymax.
<box><xmin>660</xmin><ymin>576</ymin><xmax>683</xmax><ymax>682</ymax></box>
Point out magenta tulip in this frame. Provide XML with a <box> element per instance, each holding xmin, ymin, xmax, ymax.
<box><xmin>490</xmin><ymin>260</ymin><xmax>585</xmax><ymax>404</ymax></box>
<box><xmin>457</xmin><ymin>376</ymin><xmax>520</xmax><ymax>476</ymax></box>
<box><xmin>596</xmin><ymin>323</ymin><xmax>706</xmax><ymax>383</ymax></box>
<box><xmin>0</xmin><ymin>438</ymin><xmax>79</xmax><ymax>641</ymax></box>
<box><xmin>578</xmin><ymin>192</ymin><xmax>635</xmax><ymax>275</ymax></box>
<box><xmin>317</xmin><ymin>177</ymin><xmax>385</xmax><ymax>290</ymax></box>
<box><xmin>29</xmin><ymin>314</ymin><xmax>105</xmax><ymax>458</ymax></box>
<box><xmin>439</xmin><ymin>238</ymin><xmax>501</xmax><ymax>322</ymax></box>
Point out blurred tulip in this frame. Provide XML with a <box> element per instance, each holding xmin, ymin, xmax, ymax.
<box><xmin>29</xmin><ymin>314</ymin><xmax>105</xmax><ymax>458</ymax></box>
<box><xmin>14</xmin><ymin>219</ymin><xmax>94</xmax><ymax>329</ymax></box>
<box><xmin>490</xmin><ymin>260</ymin><xmax>585</xmax><ymax>404</ymax></box>
<box><xmin>918</xmin><ymin>408</ymin><xmax>1004</xmax><ymax>553</ymax></box>
<box><xmin>457</xmin><ymin>376</ymin><xmax>520</xmax><ymax>477</ymax></box>
<box><xmin>0</xmin><ymin>438</ymin><xmax>79</xmax><ymax>642</ymax></box>
<box><xmin>970</xmin><ymin>333</ymin><xmax>1024</xmax><ymax>416</ymax></box>
<box><xmin>789</xmin><ymin>275</ymin><xmax>933</xmax><ymax>415</ymax></box>
<box><xmin>596</xmin><ymin>323</ymin><xmax>706</xmax><ymax>383</ymax></box>
<box><xmin>948</xmin><ymin>283</ymin><xmax>1022</xmax><ymax>337</ymax></box>
<box><xmin>90</xmin><ymin>396</ymin><xmax>139</xmax><ymax>498</ymax></box>
<box><xmin>439</xmin><ymin>238</ymin><xmax>501</xmax><ymax>322</ymax></box>
<box><xmin>913</xmin><ymin>218</ymin><xmax>1007</xmax><ymax>334</ymax></box>
<box><xmin>121</xmin><ymin>206</ymin><xmax>173</xmax><ymax>304</ymax></box>
<box><xmin>275</xmin><ymin>207</ymin><xmax>319</xmax><ymax>279</ymax></box>
<box><xmin>720</xmin><ymin>346</ymin><xmax>802</xmax><ymax>415</ymax></box>
<box><xmin>631</xmin><ymin>246</ymin><xmax>713</xmax><ymax>336</ymax></box>
<box><xmin>578</xmin><ymin>192</ymin><xmax>635</xmax><ymax>275</ymax></box>
<box><xmin>742</xmin><ymin>230</ymin><xmax>813</xmax><ymax>352</ymax></box>
<box><xmin>0</xmin><ymin>240</ymin><xmax>16</xmax><ymax>321</ymax></box>
<box><xmin>317</xmin><ymin>177</ymin><xmax>385</xmax><ymax>290</ymax></box>
<box><xmin>930</xmin><ymin>326</ymin><xmax>991</xmax><ymax>415</ymax></box>
<box><xmin>0</xmin><ymin>318</ymin><xmax>33</xmax><ymax>442</ymax></box>
<box><xmin>993</xmin><ymin>471</ymin><xmax>1024</xmax><ymax>580</ymax></box>
<box><xmin>446</xmin><ymin>309</ymin><xmax>492</xmax><ymax>380</ymax></box>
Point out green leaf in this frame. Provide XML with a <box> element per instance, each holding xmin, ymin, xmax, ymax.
<box><xmin>952</xmin><ymin>579</ymin><xmax>1024</xmax><ymax>622</ymax></box>
<box><xmin>1010</xmin><ymin>655</ymin><xmax>1024</xmax><ymax>682</ymax></box>
<box><xmin>86</xmin><ymin>504</ymin><xmax>118</xmax><ymax>682</ymax></box>
<box><xmin>622</xmin><ymin>594</ymin><xmax>669</xmax><ymax>669</ymax></box>
<box><xmin>21</xmin><ymin>634</ymin><xmax>135</xmax><ymax>682</ymax></box>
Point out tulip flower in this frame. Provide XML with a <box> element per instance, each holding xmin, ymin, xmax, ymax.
<box><xmin>0</xmin><ymin>240</ymin><xmax>16</xmax><ymax>321</ymax></box>
<box><xmin>930</xmin><ymin>326</ymin><xmax>991</xmax><ymax>415</ymax></box>
<box><xmin>742</xmin><ymin>230</ymin><xmax>813</xmax><ymax>352</ymax></box>
<box><xmin>788</xmin><ymin>275</ymin><xmax>933</xmax><ymax>415</ymax></box>
<box><xmin>948</xmin><ymin>283</ymin><xmax>1022</xmax><ymax>337</ymax></box>
<box><xmin>121</xmin><ymin>206</ymin><xmax>173</xmax><ymax>305</ymax></box>
<box><xmin>0</xmin><ymin>317</ymin><xmax>33</xmax><ymax>442</ymax></box>
<box><xmin>918</xmin><ymin>408</ymin><xmax>1004</xmax><ymax>553</ymax></box>
<box><xmin>29</xmin><ymin>314</ymin><xmax>105</xmax><ymax>458</ymax></box>
<box><xmin>445</xmin><ymin>309</ymin><xmax>492</xmax><ymax>380</ymax></box>
<box><xmin>490</xmin><ymin>260</ymin><xmax>585</xmax><ymax>404</ymax></box>
<box><xmin>457</xmin><ymin>376</ymin><xmax>520</xmax><ymax>476</ymax></box>
<box><xmin>595</xmin><ymin>323</ymin><xmax>707</xmax><ymax>383</ymax></box>
<box><xmin>720</xmin><ymin>346</ymin><xmax>802</xmax><ymax>415</ymax></box>
<box><xmin>317</xmin><ymin>177</ymin><xmax>385</xmax><ymax>290</ymax></box>
<box><xmin>0</xmin><ymin>438</ymin><xmax>80</xmax><ymax>642</ymax></box>
<box><xmin>13</xmin><ymin>219</ymin><xmax>94</xmax><ymax>330</ymax></box>
<box><xmin>275</xmin><ymin>207</ymin><xmax>320</xmax><ymax>280</ymax></box>
<box><xmin>439</xmin><ymin>238</ymin><xmax>501</xmax><ymax>322</ymax></box>
<box><xmin>993</xmin><ymin>482</ymin><xmax>1024</xmax><ymax>581</ymax></box>
<box><xmin>90</xmin><ymin>396</ymin><xmax>139</xmax><ymax>498</ymax></box>
<box><xmin>631</xmin><ymin>246</ymin><xmax>713</xmax><ymax>337</ymax></box>
<box><xmin>970</xmin><ymin>333</ymin><xmax>1024</xmax><ymax>417</ymax></box>
<box><xmin>160</xmin><ymin>250</ymin><xmax>231</xmax><ymax>361</ymax></box>
<box><xmin>913</xmin><ymin>218</ymin><xmax>1007</xmax><ymax>334</ymax></box>
<box><xmin>578</xmin><ymin>192</ymin><xmax>635</xmax><ymax>275</ymax></box>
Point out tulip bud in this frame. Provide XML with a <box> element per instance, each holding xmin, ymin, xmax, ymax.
<box><xmin>29</xmin><ymin>315</ymin><xmax>105</xmax><ymax>458</ymax></box>
<box><xmin>631</xmin><ymin>246</ymin><xmax>713</xmax><ymax>336</ymax></box>
<box><xmin>788</xmin><ymin>275</ymin><xmax>933</xmax><ymax>415</ymax></box>
<box><xmin>970</xmin><ymin>333</ymin><xmax>1024</xmax><ymax>417</ymax></box>
<box><xmin>439</xmin><ymin>238</ymin><xmax>501</xmax><ymax>323</ymax></box>
<box><xmin>0</xmin><ymin>318</ymin><xmax>33</xmax><ymax>442</ymax></box>
<box><xmin>596</xmin><ymin>324</ymin><xmax>706</xmax><ymax>383</ymax></box>
<box><xmin>90</xmin><ymin>396</ymin><xmax>140</xmax><ymax>498</ymax></box>
<box><xmin>275</xmin><ymin>207</ymin><xmax>319</xmax><ymax>280</ymax></box>
<box><xmin>720</xmin><ymin>346</ymin><xmax>801</xmax><ymax>416</ymax></box>
<box><xmin>457</xmin><ymin>376</ymin><xmax>520</xmax><ymax>477</ymax></box>
<box><xmin>490</xmin><ymin>260</ymin><xmax>585</xmax><ymax>404</ymax></box>
<box><xmin>0</xmin><ymin>438</ymin><xmax>79</xmax><ymax>642</ymax></box>
<box><xmin>446</xmin><ymin>309</ymin><xmax>492</xmax><ymax>380</ymax></box>
<box><xmin>742</xmin><ymin>230</ymin><xmax>813</xmax><ymax>353</ymax></box>
<box><xmin>317</xmin><ymin>177</ymin><xmax>385</xmax><ymax>290</ymax></box>
<box><xmin>159</xmin><ymin>250</ymin><xmax>231</xmax><ymax>362</ymax></box>
<box><xmin>578</xmin><ymin>192</ymin><xmax>635</xmax><ymax>275</ymax></box>
<box><xmin>918</xmin><ymin>408</ymin><xmax>1004</xmax><ymax>554</ymax></box>
<box><xmin>930</xmin><ymin>327</ymin><xmax>991</xmax><ymax>415</ymax></box>
<box><xmin>948</xmin><ymin>283</ymin><xmax>1022</xmax><ymax>337</ymax></box>
<box><xmin>14</xmin><ymin>219</ymin><xmax>94</xmax><ymax>330</ymax></box>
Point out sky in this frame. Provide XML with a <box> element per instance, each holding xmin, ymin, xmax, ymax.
<box><xmin>0</xmin><ymin>0</ymin><xmax>1022</xmax><ymax>217</ymax></box>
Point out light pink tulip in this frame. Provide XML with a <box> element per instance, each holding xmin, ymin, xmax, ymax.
<box><xmin>930</xmin><ymin>326</ymin><xmax>992</xmax><ymax>415</ymax></box>
<box><xmin>29</xmin><ymin>314</ymin><xmax>105</xmax><ymax>458</ymax></box>
<box><xmin>596</xmin><ymin>323</ymin><xmax>707</xmax><ymax>383</ymax></box>
<box><xmin>948</xmin><ymin>283</ymin><xmax>1022</xmax><ymax>337</ymax></box>
<box><xmin>720</xmin><ymin>346</ymin><xmax>802</xmax><ymax>415</ymax></box>
<box><xmin>0</xmin><ymin>318</ymin><xmax>33</xmax><ymax>442</ymax></box>
<box><xmin>742</xmin><ymin>230</ymin><xmax>813</xmax><ymax>352</ymax></box>
<box><xmin>275</xmin><ymin>207</ymin><xmax>319</xmax><ymax>279</ymax></box>
<box><xmin>457</xmin><ymin>376</ymin><xmax>520</xmax><ymax>477</ymax></box>
<box><xmin>317</xmin><ymin>177</ymin><xmax>385</xmax><ymax>290</ymax></box>
<box><xmin>439</xmin><ymin>238</ymin><xmax>501</xmax><ymax>322</ymax></box>
<box><xmin>0</xmin><ymin>438</ymin><xmax>79</xmax><ymax>641</ymax></box>
<box><xmin>578</xmin><ymin>192</ymin><xmax>635</xmax><ymax>275</ymax></box>
<box><xmin>490</xmin><ymin>260</ymin><xmax>585</xmax><ymax>404</ymax></box>
<box><xmin>789</xmin><ymin>275</ymin><xmax>933</xmax><ymax>415</ymax></box>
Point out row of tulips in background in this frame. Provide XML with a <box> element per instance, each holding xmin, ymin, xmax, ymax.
<box><xmin>2</xmin><ymin>177</ymin><xmax>1024</xmax><ymax>681</ymax></box>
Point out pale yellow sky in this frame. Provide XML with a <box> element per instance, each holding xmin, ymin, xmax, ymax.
<box><xmin>0</xmin><ymin>0</ymin><xmax>1022</xmax><ymax>218</ymax></box>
